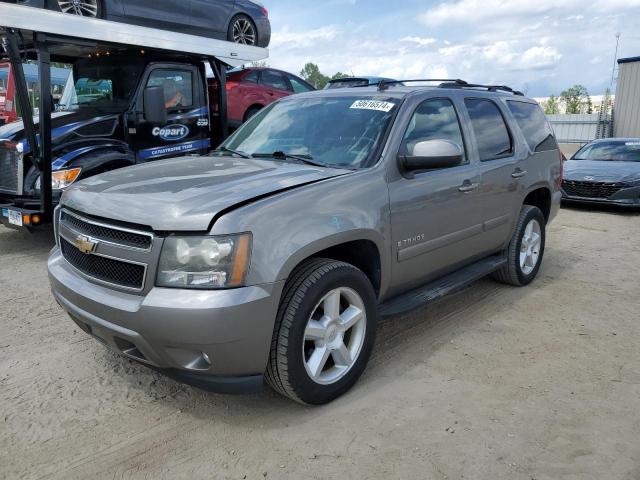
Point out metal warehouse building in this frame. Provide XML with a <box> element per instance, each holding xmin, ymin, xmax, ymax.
<box><xmin>614</xmin><ymin>56</ymin><xmax>640</xmax><ymax>137</ymax></box>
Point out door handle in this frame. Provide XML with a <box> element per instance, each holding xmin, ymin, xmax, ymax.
<box><xmin>511</xmin><ymin>169</ymin><xmax>528</xmax><ymax>179</ymax></box>
<box><xmin>458</xmin><ymin>181</ymin><xmax>479</xmax><ymax>193</ymax></box>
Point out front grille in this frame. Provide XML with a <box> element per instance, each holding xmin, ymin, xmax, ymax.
<box><xmin>60</xmin><ymin>210</ymin><xmax>152</xmax><ymax>250</ymax></box>
<box><xmin>562</xmin><ymin>180</ymin><xmax>626</xmax><ymax>199</ymax></box>
<box><xmin>0</xmin><ymin>147</ymin><xmax>20</xmax><ymax>194</ymax></box>
<box><xmin>60</xmin><ymin>237</ymin><xmax>146</xmax><ymax>290</ymax></box>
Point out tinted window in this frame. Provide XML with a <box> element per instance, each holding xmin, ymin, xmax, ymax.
<box><xmin>465</xmin><ymin>98</ymin><xmax>512</xmax><ymax>160</ymax></box>
<box><xmin>147</xmin><ymin>69</ymin><xmax>193</xmax><ymax>109</ymax></box>
<box><xmin>221</xmin><ymin>96</ymin><xmax>399</xmax><ymax>168</ymax></box>
<box><xmin>327</xmin><ymin>79</ymin><xmax>368</xmax><ymax>89</ymax></box>
<box><xmin>573</xmin><ymin>141</ymin><xmax>640</xmax><ymax>162</ymax></box>
<box><xmin>287</xmin><ymin>75</ymin><xmax>314</xmax><ymax>93</ymax></box>
<box><xmin>243</xmin><ymin>70</ymin><xmax>259</xmax><ymax>83</ymax></box>
<box><xmin>261</xmin><ymin>70</ymin><xmax>291</xmax><ymax>91</ymax></box>
<box><xmin>401</xmin><ymin>98</ymin><xmax>465</xmax><ymax>162</ymax></box>
<box><xmin>507</xmin><ymin>101</ymin><xmax>556</xmax><ymax>152</ymax></box>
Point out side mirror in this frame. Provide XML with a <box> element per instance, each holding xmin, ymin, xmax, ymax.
<box><xmin>143</xmin><ymin>86</ymin><xmax>167</xmax><ymax>124</ymax></box>
<box><xmin>400</xmin><ymin>139</ymin><xmax>464</xmax><ymax>172</ymax></box>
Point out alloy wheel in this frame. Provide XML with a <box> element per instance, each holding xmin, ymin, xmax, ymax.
<box><xmin>302</xmin><ymin>287</ymin><xmax>367</xmax><ymax>385</ymax></box>
<box><xmin>520</xmin><ymin>219</ymin><xmax>542</xmax><ymax>275</ymax></box>
<box><xmin>56</xmin><ymin>0</ymin><xmax>99</xmax><ymax>17</ymax></box>
<box><xmin>232</xmin><ymin>18</ymin><xmax>257</xmax><ymax>45</ymax></box>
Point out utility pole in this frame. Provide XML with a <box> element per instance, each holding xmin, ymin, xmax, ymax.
<box><xmin>610</xmin><ymin>33</ymin><xmax>620</xmax><ymax>89</ymax></box>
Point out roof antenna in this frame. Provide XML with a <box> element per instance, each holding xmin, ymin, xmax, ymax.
<box><xmin>377</xmin><ymin>80</ymin><xmax>388</xmax><ymax>91</ymax></box>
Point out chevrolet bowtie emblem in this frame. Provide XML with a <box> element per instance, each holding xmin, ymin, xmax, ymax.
<box><xmin>73</xmin><ymin>234</ymin><xmax>98</xmax><ymax>254</ymax></box>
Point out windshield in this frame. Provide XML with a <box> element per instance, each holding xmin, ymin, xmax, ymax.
<box><xmin>58</xmin><ymin>59</ymin><xmax>142</xmax><ymax>111</ymax></box>
<box><xmin>220</xmin><ymin>96</ymin><xmax>399</xmax><ymax>168</ymax></box>
<box><xmin>573</xmin><ymin>141</ymin><xmax>640</xmax><ymax>162</ymax></box>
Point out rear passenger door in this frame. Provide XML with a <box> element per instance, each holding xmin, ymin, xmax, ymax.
<box><xmin>388</xmin><ymin>97</ymin><xmax>484</xmax><ymax>292</ymax></box>
<box><xmin>464</xmin><ymin>97</ymin><xmax>524</xmax><ymax>252</ymax></box>
<box><xmin>260</xmin><ymin>70</ymin><xmax>293</xmax><ymax>101</ymax></box>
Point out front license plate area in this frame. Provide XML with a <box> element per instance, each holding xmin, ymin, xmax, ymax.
<box><xmin>7</xmin><ymin>209</ymin><xmax>22</xmax><ymax>226</ymax></box>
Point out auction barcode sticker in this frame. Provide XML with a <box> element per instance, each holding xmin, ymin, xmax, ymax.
<box><xmin>350</xmin><ymin>100</ymin><xmax>396</xmax><ymax>112</ymax></box>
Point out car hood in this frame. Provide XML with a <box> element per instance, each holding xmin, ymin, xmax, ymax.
<box><xmin>563</xmin><ymin>160</ymin><xmax>640</xmax><ymax>184</ymax></box>
<box><xmin>0</xmin><ymin>110</ymin><xmax>119</xmax><ymax>153</ymax></box>
<box><xmin>62</xmin><ymin>156</ymin><xmax>351</xmax><ymax>231</ymax></box>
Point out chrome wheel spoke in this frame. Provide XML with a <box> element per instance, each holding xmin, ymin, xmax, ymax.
<box><xmin>323</xmin><ymin>290</ymin><xmax>341</xmax><ymax>320</ymax></box>
<box><xmin>304</xmin><ymin>319</ymin><xmax>326</xmax><ymax>341</ymax></box>
<box><xmin>332</xmin><ymin>342</ymin><xmax>351</xmax><ymax>366</ymax></box>
<box><xmin>519</xmin><ymin>219</ymin><xmax>542</xmax><ymax>275</ymax></box>
<box><xmin>307</xmin><ymin>346</ymin><xmax>330</xmax><ymax>379</ymax></box>
<box><xmin>339</xmin><ymin>305</ymin><xmax>363</xmax><ymax>331</ymax></box>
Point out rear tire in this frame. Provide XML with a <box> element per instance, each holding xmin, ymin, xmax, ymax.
<box><xmin>49</xmin><ymin>0</ymin><xmax>103</xmax><ymax>18</ymax></box>
<box><xmin>227</xmin><ymin>14</ymin><xmax>258</xmax><ymax>46</ymax></box>
<box><xmin>266</xmin><ymin>259</ymin><xmax>378</xmax><ymax>405</ymax></box>
<box><xmin>492</xmin><ymin>205</ymin><xmax>546</xmax><ymax>286</ymax></box>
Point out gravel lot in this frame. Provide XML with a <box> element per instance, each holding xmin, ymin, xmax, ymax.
<box><xmin>1</xmin><ymin>206</ymin><xmax>639</xmax><ymax>480</ymax></box>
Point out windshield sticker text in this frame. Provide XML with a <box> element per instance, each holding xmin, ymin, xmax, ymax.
<box><xmin>350</xmin><ymin>100</ymin><xmax>395</xmax><ymax>112</ymax></box>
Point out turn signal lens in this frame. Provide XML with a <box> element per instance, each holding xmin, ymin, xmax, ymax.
<box><xmin>51</xmin><ymin>168</ymin><xmax>82</xmax><ymax>190</ymax></box>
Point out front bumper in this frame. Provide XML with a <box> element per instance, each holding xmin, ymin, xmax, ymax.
<box><xmin>48</xmin><ymin>247</ymin><xmax>284</xmax><ymax>393</ymax></box>
<box><xmin>561</xmin><ymin>185</ymin><xmax>640</xmax><ymax>209</ymax></box>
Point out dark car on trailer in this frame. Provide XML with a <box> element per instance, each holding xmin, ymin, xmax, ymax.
<box><xmin>10</xmin><ymin>0</ymin><xmax>271</xmax><ymax>47</ymax></box>
<box><xmin>562</xmin><ymin>138</ymin><xmax>640</xmax><ymax>208</ymax></box>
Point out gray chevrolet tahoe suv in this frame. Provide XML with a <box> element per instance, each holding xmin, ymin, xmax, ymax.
<box><xmin>48</xmin><ymin>80</ymin><xmax>562</xmax><ymax>404</ymax></box>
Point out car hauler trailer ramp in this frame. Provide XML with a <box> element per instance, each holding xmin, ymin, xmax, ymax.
<box><xmin>0</xmin><ymin>2</ymin><xmax>268</xmax><ymax>229</ymax></box>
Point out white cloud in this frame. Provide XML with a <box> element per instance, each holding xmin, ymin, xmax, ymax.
<box><xmin>400</xmin><ymin>36</ymin><xmax>438</xmax><ymax>46</ymax></box>
<box><xmin>270</xmin><ymin>25</ymin><xmax>339</xmax><ymax>48</ymax></box>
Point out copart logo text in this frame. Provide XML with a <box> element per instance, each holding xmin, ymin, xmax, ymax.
<box><xmin>152</xmin><ymin>124</ymin><xmax>189</xmax><ymax>141</ymax></box>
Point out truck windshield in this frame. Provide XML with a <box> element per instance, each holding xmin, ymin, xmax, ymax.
<box><xmin>573</xmin><ymin>141</ymin><xmax>640</xmax><ymax>162</ymax></box>
<box><xmin>220</xmin><ymin>96</ymin><xmax>399</xmax><ymax>168</ymax></box>
<box><xmin>58</xmin><ymin>60</ymin><xmax>142</xmax><ymax>111</ymax></box>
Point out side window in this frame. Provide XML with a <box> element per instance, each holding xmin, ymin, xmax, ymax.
<box><xmin>146</xmin><ymin>69</ymin><xmax>193</xmax><ymax>110</ymax></box>
<box><xmin>243</xmin><ymin>70</ymin><xmax>259</xmax><ymax>83</ymax></box>
<box><xmin>401</xmin><ymin>98</ymin><xmax>466</xmax><ymax>164</ymax></box>
<box><xmin>464</xmin><ymin>98</ymin><xmax>513</xmax><ymax>161</ymax></box>
<box><xmin>287</xmin><ymin>75</ymin><xmax>314</xmax><ymax>93</ymax></box>
<box><xmin>260</xmin><ymin>70</ymin><xmax>291</xmax><ymax>91</ymax></box>
<box><xmin>507</xmin><ymin>100</ymin><xmax>557</xmax><ymax>152</ymax></box>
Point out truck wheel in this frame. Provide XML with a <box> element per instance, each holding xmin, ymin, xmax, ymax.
<box><xmin>492</xmin><ymin>205</ymin><xmax>546</xmax><ymax>286</ymax></box>
<box><xmin>266</xmin><ymin>259</ymin><xmax>378</xmax><ymax>404</ymax></box>
<box><xmin>228</xmin><ymin>14</ymin><xmax>257</xmax><ymax>46</ymax></box>
<box><xmin>50</xmin><ymin>0</ymin><xmax>103</xmax><ymax>18</ymax></box>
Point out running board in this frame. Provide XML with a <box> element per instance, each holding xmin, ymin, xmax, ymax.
<box><xmin>378</xmin><ymin>255</ymin><xmax>507</xmax><ymax>318</ymax></box>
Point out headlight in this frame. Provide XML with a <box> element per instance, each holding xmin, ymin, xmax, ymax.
<box><xmin>35</xmin><ymin>168</ymin><xmax>82</xmax><ymax>191</ymax></box>
<box><xmin>157</xmin><ymin>233</ymin><xmax>252</xmax><ymax>289</ymax></box>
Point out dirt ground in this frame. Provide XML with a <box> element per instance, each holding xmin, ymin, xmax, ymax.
<box><xmin>1</xmin><ymin>206</ymin><xmax>639</xmax><ymax>480</ymax></box>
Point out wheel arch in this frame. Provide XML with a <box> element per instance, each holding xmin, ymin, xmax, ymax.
<box><xmin>523</xmin><ymin>186</ymin><xmax>552</xmax><ymax>222</ymax></box>
<box><xmin>276</xmin><ymin>232</ymin><xmax>385</xmax><ymax>299</ymax></box>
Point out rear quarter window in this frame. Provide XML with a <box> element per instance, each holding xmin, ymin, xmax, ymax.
<box><xmin>507</xmin><ymin>100</ymin><xmax>557</xmax><ymax>152</ymax></box>
<box><xmin>464</xmin><ymin>98</ymin><xmax>513</xmax><ymax>161</ymax></box>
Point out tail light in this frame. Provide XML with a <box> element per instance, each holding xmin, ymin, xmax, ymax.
<box><xmin>261</xmin><ymin>6</ymin><xmax>268</xmax><ymax>17</ymax></box>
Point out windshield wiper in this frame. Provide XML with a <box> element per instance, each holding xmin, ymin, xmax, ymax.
<box><xmin>212</xmin><ymin>146</ymin><xmax>253</xmax><ymax>159</ymax></box>
<box><xmin>253</xmin><ymin>151</ymin><xmax>329</xmax><ymax>168</ymax></box>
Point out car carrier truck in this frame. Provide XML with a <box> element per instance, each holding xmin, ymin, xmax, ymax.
<box><xmin>0</xmin><ymin>2</ymin><xmax>268</xmax><ymax>230</ymax></box>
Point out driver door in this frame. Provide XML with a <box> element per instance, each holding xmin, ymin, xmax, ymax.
<box><xmin>388</xmin><ymin>96</ymin><xmax>484</xmax><ymax>293</ymax></box>
<box><xmin>133</xmin><ymin>65</ymin><xmax>210</xmax><ymax>162</ymax></box>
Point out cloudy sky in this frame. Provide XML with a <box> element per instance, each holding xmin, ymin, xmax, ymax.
<box><xmin>265</xmin><ymin>0</ymin><xmax>640</xmax><ymax>96</ymax></box>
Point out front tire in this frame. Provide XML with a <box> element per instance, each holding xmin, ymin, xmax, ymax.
<box><xmin>493</xmin><ymin>205</ymin><xmax>546</xmax><ymax>286</ymax></box>
<box><xmin>266</xmin><ymin>259</ymin><xmax>378</xmax><ymax>405</ymax></box>
<box><xmin>50</xmin><ymin>0</ymin><xmax>103</xmax><ymax>18</ymax></box>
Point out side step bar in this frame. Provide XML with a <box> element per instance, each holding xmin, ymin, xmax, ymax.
<box><xmin>378</xmin><ymin>254</ymin><xmax>507</xmax><ymax>318</ymax></box>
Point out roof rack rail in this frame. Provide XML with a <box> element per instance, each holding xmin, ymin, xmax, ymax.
<box><xmin>439</xmin><ymin>81</ymin><xmax>524</xmax><ymax>96</ymax></box>
<box><xmin>370</xmin><ymin>78</ymin><xmax>524</xmax><ymax>96</ymax></box>
<box><xmin>370</xmin><ymin>78</ymin><xmax>468</xmax><ymax>90</ymax></box>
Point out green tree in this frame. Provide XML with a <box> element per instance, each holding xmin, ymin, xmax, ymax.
<box><xmin>300</xmin><ymin>63</ymin><xmax>330</xmax><ymax>89</ymax></box>
<box><xmin>331</xmin><ymin>72</ymin><xmax>350</xmax><ymax>80</ymax></box>
<box><xmin>560</xmin><ymin>84</ymin><xmax>590</xmax><ymax>114</ymax></box>
<box><xmin>544</xmin><ymin>94</ymin><xmax>560</xmax><ymax>114</ymax></box>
